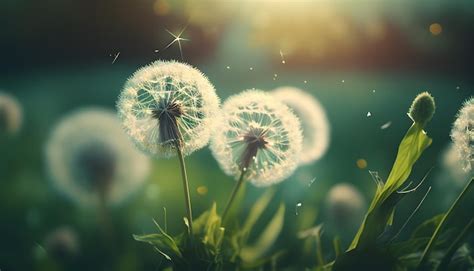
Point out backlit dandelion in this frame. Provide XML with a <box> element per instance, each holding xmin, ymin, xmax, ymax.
<box><xmin>325</xmin><ymin>183</ymin><xmax>366</xmax><ymax>231</ymax></box>
<box><xmin>0</xmin><ymin>91</ymin><xmax>22</xmax><ymax>135</ymax></box>
<box><xmin>45</xmin><ymin>108</ymin><xmax>151</xmax><ymax>207</ymax></box>
<box><xmin>450</xmin><ymin>97</ymin><xmax>473</xmax><ymax>172</ymax></box>
<box><xmin>211</xmin><ymin>90</ymin><xmax>302</xmax><ymax>187</ymax></box>
<box><xmin>117</xmin><ymin>61</ymin><xmax>220</xmax><ymax>235</ymax></box>
<box><xmin>272</xmin><ymin>87</ymin><xmax>330</xmax><ymax>165</ymax></box>
<box><xmin>211</xmin><ymin>90</ymin><xmax>302</xmax><ymax>220</ymax></box>
<box><xmin>117</xmin><ymin>60</ymin><xmax>220</xmax><ymax>158</ymax></box>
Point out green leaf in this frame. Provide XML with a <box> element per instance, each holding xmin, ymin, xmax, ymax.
<box><xmin>412</xmin><ymin>214</ymin><xmax>444</xmax><ymax>239</ymax></box>
<box><xmin>242</xmin><ymin>189</ymin><xmax>276</xmax><ymax>236</ymax></box>
<box><xmin>349</xmin><ymin>122</ymin><xmax>432</xmax><ymax>250</ymax></box>
<box><xmin>133</xmin><ymin>233</ymin><xmax>182</xmax><ymax>260</ymax></box>
<box><xmin>240</xmin><ymin>203</ymin><xmax>286</xmax><ymax>262</ymax></box>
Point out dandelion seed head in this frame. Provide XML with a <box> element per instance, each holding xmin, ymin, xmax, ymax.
<box><xmin>117</xmin><ymin>61</ymin><xmax>220</xmax><ymax>158</ymax></box>
<box><xmin>46</xmin><ymin>108</ymin><xmax>151</xmax><ymax>206</ymax></box>
<box><xmin>450</xmin><ymin>97</ymin><xmax>474</xmax><ymax>172</ymax></box>
<box><xmin>325</xmin><ymin>183</ymin><xmax>366</xmax><ymax>229</ymax></box>
<box><xmin>408</xmin><ymin>91</ymin><xmax>435</xmax><ymax>126</ymax></box>
<box><xmin>441</xmin><ymin>144</ymin><xmax>471</xmax><ymax>187</ymax></box>
<box><xmin>0</xmin><ymin>92</ymin><xmax>22</xmax><ymax>135</ymax></box>
<box><xmin>272</xmin><ymin>87</ymin><xmax>330</xmax><ymax>165</ymax></box>
<box><xmin>210</xmin><ymin>90</ymin><xmax>302</xmax><ymax>187</ymax></box>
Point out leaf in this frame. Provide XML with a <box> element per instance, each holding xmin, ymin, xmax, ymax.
<box><xmin>240</xmin><ymin>203</ymin><xmax>285</xmax><ymax>262</ymax></box>
<box><xmin>389</xmin><ymin>237</ymin><xmax>431</xmax><ymax>258</ymax></box>
<box><xmin>133</xmin><ymin>233</ymin><xmax>182</xmax><ymax>260</ymax></box>
<box><xmin>349</xmin><ymin>122</ymin><xmax>432</xmax><ymax>250</ymax></box>
<box><xmin>242</xmin><ymin>189</ymin><xmax>276</xmax><ymax>236</ymax></box>
<box><xmin>412</xmin><ymin>214</ymin><xmax>444</xmax><ymax>239</ymax></box>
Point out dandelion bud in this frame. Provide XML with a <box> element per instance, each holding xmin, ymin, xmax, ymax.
<box><xmin>117</xmin><ymin>61</ymin><xmax>220</xmax><ymax>158</ymax></box>
<box><xmin>450</xmin><ymin>97</ymin><xmax>473</xmax><ymax>172</ymax></box>
<box><xmin>408</xmin><ymin>92</ymin><xmax>435</xmax><ymax>126</ymax></box>
<box><xmin>45</xmin><ymin>108</ymin><xmax>151</xmax><ymax>206</ymax></box>
<box><xmin>272</xmin><ymin>87</ymin><xmax>330</xmax><ymax>165</ymax></box>
<box><xmin>210</xmin><ymin>90</ymin><xmax>302</xmax><ymax>187</ymax></box>
<box><xmin>0</xmin><ymin>92</ymin><xmax>22</xmax><ymax>135</ymax></box>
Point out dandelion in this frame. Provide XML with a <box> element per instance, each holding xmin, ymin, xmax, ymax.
<box><xmin>117</xmin><ymin>61</ymin><xmax>220</xmax><ymax>235</ymax></box>
<box><xmin>450</xmin><ymin>97</ymin><xmax>473</xmax><ymax>172</ymax></box>
<box><xmin>117</xmin><ymin>60</ymin><xmax>220</xmax><ymax>158</ymax></box>
<box><xmin>441</xmin><ymin>144</ymin><xmax>471</xmax><ymax>185</ymax></box>
<box><xmin>0</xmin><ymin>92</ymin><xmax>22</xmax><ymax>135</ymax></box>
<box><xmin>45</xmin><ymin>108</ymin><xmax>151</xmax><ymax>207</ymax></box>
<box><xmin>325</xmin><ymin>183</ymin><xmax>366</xmax><ymax>231</ymax></box>
<box><xmin>210</xmin><ymin>90</ymin><xmax>302</xmax><ymax>220</ymax></box>
<box><xmin>272</xmin><ymin>87</ymin><xmax>330</xmax><ymax>165</ymax></box>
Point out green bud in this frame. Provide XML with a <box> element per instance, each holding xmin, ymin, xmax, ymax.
<box><xmin>408</xmin><ymin>92</ymin><xmax>435</xmax><ymax>126</ymax></box>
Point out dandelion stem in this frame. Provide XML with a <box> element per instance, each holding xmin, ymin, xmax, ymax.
<box><xmin>175</xmin><ymin>142</ymin><xmax>193</xmax><ymax>236</ymax></box>
<box><xmin>315</xmin><ymin>232</ymin><xmax>325</xmax><ymax>267</ymax></box>
<box><xmin>417</xmin><ymin>177</ymin><xmax>473</xmax><ymax>269</ymax></box>
<box><xmin>222</xmin><ymin>170</ymin><xmax>246</xmax><ymax>222</ymax></box>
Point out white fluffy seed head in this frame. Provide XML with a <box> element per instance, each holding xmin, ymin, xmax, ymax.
<box><xmin>450</xmin><ymin>97</ymin><xmax>474</xmax><ymax>172</ymax></box>
<box><xmin>440</xmin><ymin>144</ymin><xmax>471</xmax><ymax>187</ymax></box>
<box><xmin>210</xmin><ymin>90</ymin><xmax>303</xmax><ymax>187</ymax></box>
<box><xmin>0</xmin><ymin>92</ymin><xmax>23</xmax><ymax>135</ymax></box>
<box><xmin>45</xmin><ymin>108</ymin><xmax>151</xmax><ymax>207</ymax></box>
<box><xmin>272</xmin><ymin>86</ymin><xmax>330</xmax><ymax>165</ymax></box>
<box><xmin>116</xmin><ymin>60</ymin><xmax>220</xmax><ymax>158</ymax></box>
<box><xmin>325</xmin><ymin>183</ymin><xmax>366</xmax><ymax>229</ymax></box>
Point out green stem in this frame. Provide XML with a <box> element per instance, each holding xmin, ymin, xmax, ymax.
<box><xmin>315</xmin><ymin>233</ymin><xmax>325</xmax><ymax>267</ymax></box>
<box><xmin>176</xmin><ymin>143</ymin><xmax>193</xmax><ymax>236</ymax></box>
<box><xmin>222</xmin><ymin>170</ymin><xmax>246</xmax><ymax>222</ymax></box>
<box><xmin>437</xmin><ymin>218</ymin><xmax>474</xmax><ymax>271</ymax></box>
<box><xmin>417</xmin><ymin>177</ymin><xmax>473</xmax><ymax>269</ymax></box>
<box><xmin>333</xmin><ymin>236</ymin><xmax>341</xmax><ymax>258</ymax></box>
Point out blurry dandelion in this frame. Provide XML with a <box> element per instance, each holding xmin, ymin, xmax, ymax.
<box><xmin>441</xmin><ymin>144</ymin><xmax>471</xmax><ymax>186</ymax></box>
<box><xmin>211</xmin><ymin>90</ymin><xmax>302</xmax><ymax>187</ymax></box>
<box><xmin>325</xmin><ymin>183</ymin><xmax>366</xmax><ymax>231</ymax></box>
<box><xmin>46</xmin><ymin>108</ymin><xmax>151</xmax><ymax>207</ymax></box>
<box><xmin>43</xmin><ymin>226</ymin><xmax>79</xmax><ymax>260</ymax></box>
<box><xmin>450</xmin><ymin>97</ymin><xmax>473</xmax><ymax>172</ymax></box>
<box><xmin>0</xmin><ymin>92</ymin><xmax>22</xmax><ymax>135</ymax></box>
<box><xmin>272</xmin><ymin>87</ymin><xmax>330</xmax><ymax>165</ymax></box>
<box><xmin>117</xmin><ymin>60</ymin><xmax>220</xmax><ymax>158</ymax></box>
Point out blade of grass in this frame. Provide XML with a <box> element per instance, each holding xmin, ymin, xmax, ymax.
<box><xmin>417</xmin><ymin>177</ymin><xmax>473</xmax><ymax>269</ymax></box>
<box><xmin>437</xmin><ymin>218</ymin><xmax>474</xmax><ymax>271</ymax></box>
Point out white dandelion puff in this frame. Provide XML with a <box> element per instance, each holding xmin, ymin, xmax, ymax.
<box><xmin>116</xmin><ymin>60</ymin><xmax>220</xmax><ymax>158</ymax></box>
<box><xmin>272</xmin><ymin>87</ymin><xmax>330</xmax><ymax>165</ymax></box>
<box><xmin>450</xmin><ymin>97</ymin><xmax>474</xmax><ymax>172</ymax></box>
<box><xmin>0</xmin><ymin>91</ymin><xmax>23</xmax><ymax>135</ymax></box>
<box><xmin>210</xmin><ymin>90</ymin><xmax>303</xmax><ymax>187</ymax></box>
<box><xmin>325</xmin><ymin>183</ymin><xmax>366</xmax><ymax>230</ymax></box>
<box><xmin>440</xmin><ymin>144</ymin><xmax>471</xmax><ymax>186</ymax></box>
<box><xmin>45</xmin><ymin>108</ymin><xmax>151</xmax><ymax>207</ymax></box>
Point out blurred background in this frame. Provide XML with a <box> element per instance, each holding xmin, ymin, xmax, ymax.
<box><xmin>0</xmin><ymin>0</ymin><xmax>473</xmax><ymax>270</ymax></box>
